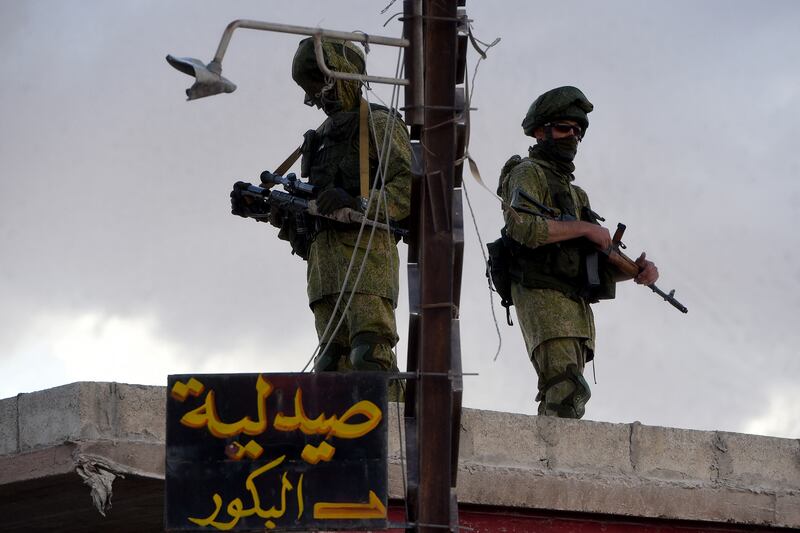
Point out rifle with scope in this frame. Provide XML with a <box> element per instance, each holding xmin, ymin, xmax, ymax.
<box><xmin>230</xmin><ymin>171</ymin><xmax>408</xmax><ymax>238</ymax></box>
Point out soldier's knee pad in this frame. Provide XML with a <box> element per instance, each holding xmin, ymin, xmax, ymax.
<box><xmin>537</xmin><ymin>364</ymin><xmax>591</xmax><ymax>419</ymax></box>
<box><xmin>567</xmin><ymin>365</ymin><xmax>591</xmax><ymax>418</ymax></box>
<box><xmin>349</xmin><ymin>332</ymin><xmax>391</xmax><ymax>371</ymax></box>
<box><xmin>314</xmin><ymin>343</ymin><xmax>347</xmax><ymax>372</ymax></box>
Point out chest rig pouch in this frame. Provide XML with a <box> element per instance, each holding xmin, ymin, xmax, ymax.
<box><xmin>301</xmin><ymin>104</ymin><xmax>391</xmax><ymax>197</ymax></box>
<box><xmin>507</xmin><ymin>160</ymin><xmax>616</xmax><ymax>303</ymax></box>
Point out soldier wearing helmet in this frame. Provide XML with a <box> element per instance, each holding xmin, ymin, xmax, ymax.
<box><xmin>496</xmin><ymin>86</ymin><xmax>658</xmax><ymax>418</ymax></box>
<box><xmin>275</xmin><ymin>38</ymin><xmax>411</xmax><ymax>379</ymax></box>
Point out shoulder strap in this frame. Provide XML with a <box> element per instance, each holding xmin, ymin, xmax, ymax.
<box><xmin>359</xmin><ymin>97</ymin><xmax>369</xmax><ymax>199</ymax></box>
<box><xmin>273</xmin><ymin>117</ymin><xmax>330</xmax><ymax>182</ymax></box>
<box><xmin>274</xmin><ymin>144</ymin><xmax>303</xmax><ymax>176</ymax></box>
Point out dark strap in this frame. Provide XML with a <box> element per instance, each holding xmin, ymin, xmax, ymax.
<box><xmin>543</xmin><ymin>402</ymin><xmax>579</xmax><ymax>418</ymax></box>
<box><xmin>352</xmin><ymin>331</ymin><xmax>392</xmax><ymax>347</ymax></box>
<box><xmin>585</xmin><ymin>252</ymin><xmax>600</xmax><ymax>287</ymax></box>
<box><xmin>314</xmin><ymin>343</ymin><xmax>348</xmax><ymax>372</ymax></box>
<box><xmin>535</xmin><ymin>370</ymin><xmax>574</xmax><ymax>402</ymax></box>
<box><xmin>274</xmin><ymin>144</ymin><xmax>303</xmax><ymax>176</ymax></box>
<box><xmin>274</xmin><ymin>119</ymin><xmax>331</xmax><ymax>178</ymax></box>
<box><xmin>359</xmin><ymin>97</ymin><xmax>369</xmax><ymax>199</ymax></box>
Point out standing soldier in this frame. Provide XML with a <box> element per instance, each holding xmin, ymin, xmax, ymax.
<box><xmin>496</xmin><ymin>86</ymin><xmax>658</xmax><ymax>418</ymax></box>
<box><xmin>274</xmin><ymin>38</ymin><xmax>412</xmax><ymax>375</ymax></box>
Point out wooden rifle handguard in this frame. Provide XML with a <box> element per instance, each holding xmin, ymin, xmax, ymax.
<box><xmin>604</xmin><ymin>222</ymin><xmax>640</xmax><ymax>281</ymax></box>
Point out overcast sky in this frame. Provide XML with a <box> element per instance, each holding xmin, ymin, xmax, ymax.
<box><xmin>1</xmin><ymin>0</ymin><xmax>798</xmax><ymax>439</ymax></box>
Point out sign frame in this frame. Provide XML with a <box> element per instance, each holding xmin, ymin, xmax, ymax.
<box><xmin>165</xmin><ymin>372</ymin><xmax>389</xmax><ymax>532</ymax></box>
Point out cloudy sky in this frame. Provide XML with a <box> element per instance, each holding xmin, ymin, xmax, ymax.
<box><xmin>1</xmin><ymin>0</ymin><xmax>798</xmax><ymax>439</ymax></box>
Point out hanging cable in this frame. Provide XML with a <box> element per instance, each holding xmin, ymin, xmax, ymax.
<box><xmin>380</xmin><ymin>0</ymin><xmax>400</xmax><ymax>15</ymax></box>
<box><xmin>457</xmin><ymin>26</ymin><xmax>508</xmax><ymax>214</ymax></box>
<box><xmin>462</xmin><ymin>179</ymin><xmax>502</xmax><ymax>361</ymax></box>
<box><xmin>363</xmin><ymin>41</ymin><xmax>410</xmax><ymax>525</ymax></box>
<box><xmin>454</xmin><ymin>21</ymin><xmax>506</xmax><ymax>361</ymax></box>
<box><xmin>393</xmin><ymin>382</ymin><xmax>408</xmax><ymax>522</ymax></box>
<box><xmin>314</xmin><ymin>47</ymin><xmax>404</xmax><ymax>366</ymax></box>
<box><xmin>302</xmin><ymin>42</ymin><xmax>405</xmax><ymax>372</ymax></box>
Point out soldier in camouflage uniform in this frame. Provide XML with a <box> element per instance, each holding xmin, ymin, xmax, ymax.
<box><xmin>282</xmin><ymin>38</ymin><xmax>411</xmax><ymax>374</ymax></box>
<box><xmin>498</xmin><ymin>86</ymin><xmax>658</xmax><ymax>418</ymax></box>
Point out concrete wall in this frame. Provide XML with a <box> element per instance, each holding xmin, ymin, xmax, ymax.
<box><xmin>0</xmin><ymin>382</ymin><xmax>166</xmax><ymax>485</ymax></box>
<box><xmin>3</xmin><ymin>382</ymin><xmax>164</xmax><ymax>453</ymax></box>
<box><xmin>453</xmin><ymin>411</ymin><xmax>800</xmax><ymax>528</ymax></box>
<box><xmin>2</xmin><ymin>382</ymin><xmax>799</xmax><ymax>528</ymax></box>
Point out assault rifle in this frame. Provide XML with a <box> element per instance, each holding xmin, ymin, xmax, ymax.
<box><xmin>231</xmin><ymin>171</ymin><xmax>408</xmax><ymax>238</ymax></box>
<box><xmin>510</xmin><ymin>188</ymin><xmax>688</xmax><ymax>314</ymax></box>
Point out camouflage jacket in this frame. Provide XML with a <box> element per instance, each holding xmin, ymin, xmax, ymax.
<box><xmin>499</xmin><ymin>151</ymin><xmax>595</xmax><ymax>351</ymax></box>
<box><xmin>306</xmin><ymin>107</ymin><xmax>412</xmax><ymax>305</ymax></box>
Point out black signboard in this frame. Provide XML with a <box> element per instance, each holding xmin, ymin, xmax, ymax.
<box><xmin>165</xmin><ymin>373</ymin><xmax>389</xmax><ymax>531</ymax></box>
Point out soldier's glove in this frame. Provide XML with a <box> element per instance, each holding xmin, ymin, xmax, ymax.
<box><xmin>230</xmin><ymin>181</ymin><xmax>268</xmax><ymax>219</ymax></box>
<box><xmin>316</xmin><ymin>187</ymin><xmax>361</xmax><ymax>215</ymax></box>
<box><xmin>230</xmin><ymin>182</ymin><xmax>249</xmax><ymax>217</ymax></box>
<box><xmin>267</xmin><ymin>207</ymin><xmax>286</xmax><ymax>228</ymax></box>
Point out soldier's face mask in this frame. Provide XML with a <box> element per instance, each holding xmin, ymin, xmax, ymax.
<box><xmin>301</xmin><ymin>78</ymin><xmax>324</xmax><ymax>107</ymax></box>
<box><xmin>301</xmin><ymin>81</ymin><xmax>341</xmax><ymax>115</ymax></box>
<box><xmin>303</xmin><ymin>93</ymin><xmax>317</xmax><ymax>107</ymax></box>
<box><xmin>538</xmin><ymin>135</ymin><xmax>580</xmax><ymax>162</ymax></box>
<box><xmin>545</xmin><ymin>137</ymin><xmax>579</xmax><ymax>162</ymax></box>
<box><xmin>540</xmin><ymin>123</ymin><xmax>581</xmax><ymax>162</ymax></box>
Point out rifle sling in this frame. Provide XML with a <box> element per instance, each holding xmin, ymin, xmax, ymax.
<box><xmin>273</xmin><ymin>145</ymin><xmax>303</xmax><ymax>177</ymax></box>
<box><xmin>359</xmin><ymin>97</ymin><xmax>369</xmax><ymax>200</ymax></box>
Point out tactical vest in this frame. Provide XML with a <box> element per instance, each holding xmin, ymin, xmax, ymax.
<box><xmin>301</xmin><ymin>103</ymin><xmax>391</xmax><ymax>197</ymax></box>
<box><xmin>502</xmin><ymin>157</ymin><xmax>616</xmax><ymax>303</ymax></box>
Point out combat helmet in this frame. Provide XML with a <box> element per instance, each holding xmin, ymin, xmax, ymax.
<box><xmin>291</xmin><ymin>37</ymin><xmax>366</xmax><ymax>114</ymax></box>
<box><xmin>522</xmin><ymin>86</ymin><xmax>593</xmax><ymax>137</ymax></box>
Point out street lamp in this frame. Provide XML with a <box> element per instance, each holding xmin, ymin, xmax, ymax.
<box><xmin>166</xmin><ymin>19</ymin><xmax>409</xmax><ymax>101</ymax></box>
<box><xmin>165</xmin><ymin>56</ymin><xmax>236</xmax><ymax>101</ymax></box>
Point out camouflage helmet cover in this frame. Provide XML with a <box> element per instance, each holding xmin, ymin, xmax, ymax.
<box><xmin>291</xmin><ymin>38</ymin><xmax>366</xmax><ymax>112</ymax></box>
<box><xmin>522</xmin><ymin>86</ymin><xmax>594</xmax><ymax>137</ymax></box>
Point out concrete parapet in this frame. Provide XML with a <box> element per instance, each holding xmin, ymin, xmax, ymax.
<box><xmin>459</xmin><ymin>408</ymin><xmax>546</xmax><ymax>469</ymax></box>
<box><xmin>718</xmin><ymin>430</ymin><xmax>800</xmax><ymax>489</ymax></box>
<box><xmin>629</xmin><ymin>422</ymin><xmax>715</xmax><ymax>481</ymax></box>
<box><xmin>453</xmin><ymin>407</ymin><xmax>800</xmax><ymax>529</ymax></box>
<box><xmin>3</xmin><ymin>382</ymin><xmax>165</xmax><ymax>456</ymax></box>
<box><xmin>0</xmin><ymin>396</ymin><xmax>18</xmax><ymax>455</ymax></box>
<box><xmin>535</xmin><ymin>416</ymin><xmax>632</xmax><ymax>474</ymax></box>
<box><xmin>1</xmin><ymin>384</ymin><xmax>799</xmax><ymax>529</ymax></box>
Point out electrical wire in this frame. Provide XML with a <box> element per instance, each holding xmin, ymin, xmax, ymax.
<box><xmin>462</xmin><ymin>178</ymin><xmax>502</xmax><ymax>362</ymax></box>
<box><xmin>458</xmin><ymin>24</ymin><xmax>505</xmax><ymax>361</ymax></box>
<box><xmin>301</xmin><ymin>42</ymin><xmax>404</xmax><ymax>372</ymax></box>
<box><xmin>311</xmin><ymin>48</ymin><xmax>403</xmax><ymax>369</ymax></box>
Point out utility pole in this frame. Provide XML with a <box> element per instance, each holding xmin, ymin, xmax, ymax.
<box><xmin>166</xmin><ymin>6</ymin><xmax>469</xmax><ymax>531</ymax></box>
<box><xmin>403</xmin><ymin>1</ymin><xmax>465</xmax><ymax>531</ymax></box>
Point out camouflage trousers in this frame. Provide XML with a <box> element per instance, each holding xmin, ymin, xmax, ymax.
<box><xmin>311</xmin><ymin>293</ymin><xmax>399</xmax><ymax>372</ymax></box>
<box><xmin>531</xmin><ymin>337</ymin><xmax>592</xmax><ymax>419</ymax></box>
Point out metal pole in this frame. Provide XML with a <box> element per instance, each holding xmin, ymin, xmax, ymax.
<box><xmin>402</xmin><ymin>0</ymin><xmax>425</xmax><ymax>130</ymax></box>
<box><xmin>210</xmin><ymin>19</ymin><xmax>410</xmax><ymax>86</ymax></box>
<box><xmin>416</xmin><ymin>0</ymin><xmax>459</xmax><ymax>531</ymax></box>
<box><xmin>213</xmin><ymin>19</ymin><xmax>409</xmax><ymax>60</ymax></box>
<box><xmin>312</xmin><ymin>35</ymin><xmax>409</xmax><ymax>86</ymax></box>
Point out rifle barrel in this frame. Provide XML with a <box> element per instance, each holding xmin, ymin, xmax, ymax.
<box><xmin>648</xmin><ymin>284</ymin><xmax>688</xmax><ymax>314</ymax></box>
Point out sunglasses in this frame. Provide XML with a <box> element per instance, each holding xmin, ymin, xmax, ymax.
<box><xmin>546</xmin><ymin>122</ymin><xmax>583</xmax><ymax>138</ymax></box>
